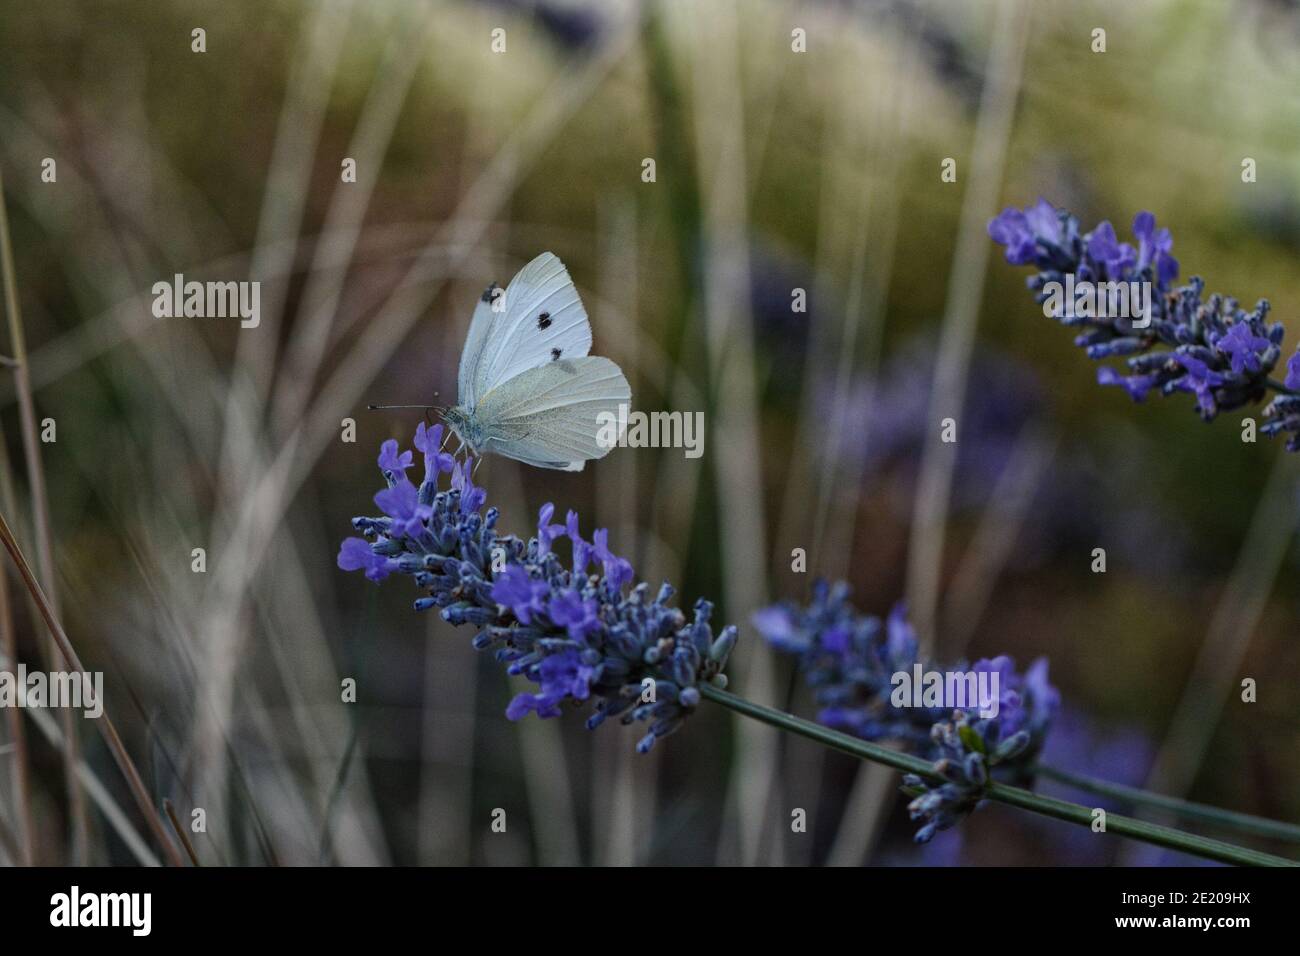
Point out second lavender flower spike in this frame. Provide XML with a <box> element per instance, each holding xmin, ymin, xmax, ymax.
<box><xmin>755</xmin><ymin>581</ymin><xmax>1058</xmax><ymax>842</ymax></box>
<box><xmin>989</xmin><ymin>199</ymin><xmax>1300</xmax><ymax>447</ymax></box>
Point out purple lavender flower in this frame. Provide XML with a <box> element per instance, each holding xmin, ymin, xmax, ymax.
<box><xmin>337</xmin><ymin>536</ymin><xmax>396</xmax><ymax>582</ymax></box>
<box><xmin>414</xmin><ymin>422</ymin><xmax>455</xmax><ymax>484</ymax></box>
<box><xmin>1096</xmin><ymin>365</ymin><xmax>1161</xmax><ymax>402</ymax></box>
<box><xmin>1086</xmin><ymin>221</ymin><xmax>1136</xmax><ymax>279</ymax></box>
<box><xmin>1133</xmin><ymin>211</ymin><xmax>1178</xmax><ymax>285</ymax></box>
<box><xmin>755</xmin><ymin>581</ymin><xmax>1059</xmax><ymax>842</ymax></box>
<box><xmin>988</xmin><ymin>208</ymin><xmax>1038</xmax><ymax>265</ymax></box>
<box><xmin>901</xmin><ymin>710</ymin><xmax>1030</xmax><ymax>843</ymax></box>
<box><xmin>547</xmin><ymin>589</ymin><xmax>601</xmax><ymax>641</ymax></box>
<box><xmin>989</xmin><ymin>198</ymin><xmax>1069</xmax><ymax>265</ymax></box>
<box><xmin>1262</xmin><ymin>393</ymin><xmax>1300</xmax><ymax>450</ymax></box>
<box><xmin>491</xmin><ymin>565</ymin><xmax>550</xmax><ymax>625</ymax></box>
<box><xmin>900</xmin><ymin>654</ymin><xmax>1058</xmax><ymax>843</ymax></box>
<box><xmin>536</xmin><ymin>503</ymin><xmax>565</xmax><ymax>557</ymax></box>
<box><xmin>565</xmin><ymin>510</ymin><xmax>593</xmax><ymax>573</ymax></box>
<box><xmin>754</xmin><ymin>581</ymin><xmax>939</xmax><ymax>745</ymax></box>
<box><xmin>592</xmin><ymin>528</ymin><xmax>634</xmax><ymax>589</ymax></box>
<box><xmin>378</xmin><ymin>439</ymin><xmax>414</xmax><ymax>485</ymax></box>
<box><xmin>450</xmin><ymin>459</ymin><xmax>486</xmax><ymax>514</ymax></box>
<box><xmin>505</xmin><ymin>649</ymin><xmax>595</xmax><ymax>720</ymax></box>
<box><xmin>751</xmin><ymin>605</ymin><xmax>803</xmax><ymax>654</ymax></box>
<box><xmin>1215</xmin><ymin>322</ymin><xmax>1271</xmax><ymax>376</ymax></box>
<box><xmin>374</xmin><ymin>479</ymin><xmax>431</xmax><ymax>539</ymax></box>
<box><xmin>338</xmin><ymin>426</ymin><xmax>738</xmax><ymax>752</ymax></box>
<box><xmin>1170</xmin><ymin>354</ymin><xmax>1227</xmax><ymax>419</ymax></box>
<box><xmin>989</xmin><ymin>200</ymin><xmax>1300</xmax><ymax>446</ymax></box>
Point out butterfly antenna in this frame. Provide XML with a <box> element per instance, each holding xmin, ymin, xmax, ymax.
<box><xmin>367</xmin><ymin>391</ymin><xmax>440</xmax><ymax>412</ymax></box>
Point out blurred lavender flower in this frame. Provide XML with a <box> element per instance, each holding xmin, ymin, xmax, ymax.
<box><xmin>1033</xmin><ymin>710</ymin><xmax>1214</xmax><ymax>865</ymax></box>
<box><xmin>818</xmin><ymin>335</ymin><xmax>1191</xmax><ymax>575</ymax></box>
<box><xmin>755</xmin><ymin>582</ymin><xmax>1058</xmax><ymax>841</ymax></box>
<box><xmin>1036</xmin><ymin>708</ymin><xmax>1154</xmax><ymax>864</ymax></box>
<box><xmin>1020</xmin><ymin>445</ymin><xmax>1190</xmax><ymax>575</ymax></box>
<box><xmin>990</xmin><ymin>199</ymin><xmax>1300</xmax><ymax>445</ymax></box>
<box><xmin>754</xmin><ymin>581</ymin><xmax>941</xmax><ymax>747</ymax></box>
<box><xmin>749</xmin><ymin>240</ymin><xmax>823</xmax><ymax>371</ymax></box>
<box><xmin>1263</xmin><ymin>388</ymin><xmax>1300</xmax><ymax>451</ymax></box>
<box><xmin>818</xmin><ymin>338</ymin><xmax>1044</xmax><ymax>509</ymax></box>
<box><xmin>1041</xmin><ymin>709</ymin><xmax>1154</xmax><ymax>801</ymax></box>
<box><xmin>338</xmin><ymin>424</ymin><xmax>738</xmax><ymax>753</ymax></box>
<box><xmin>477</xmin><ymin>1</ymin><xmax>605</xmax><ymax>52</ymax></box>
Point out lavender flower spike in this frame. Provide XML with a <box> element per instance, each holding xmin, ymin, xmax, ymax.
<box><xmin>338</xmin><ymin>425</ymin><xmax>739</xmax><ymax>753</ymax></box>
<box><xmin>755</xmin><ymin>582</ymin><xmax>1058</xmax><ymax>841</ymax></box>
<box><xmin>989</xmin><ymin>199</ymin><xmax>1300</xmax><ymax>445</ymax></box>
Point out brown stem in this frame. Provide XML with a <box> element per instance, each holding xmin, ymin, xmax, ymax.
<box><xmin>164</xmin><ymin>799</ymin><xmax>201</xmax><ymax>866</ymax></box>
<box><xmin>0</xmin><ymin>170</ymin><xmax>90</xmax><ymax>860</ymax></box>
<box><xmin>0</xmin><ymin>554</ymin><xmax>33</xmax><ymax>864</ymax></box>
<box><xmin>0</xmin><ymin>509</ymin><xmax>184</xmax><ymax>867</ymax></box>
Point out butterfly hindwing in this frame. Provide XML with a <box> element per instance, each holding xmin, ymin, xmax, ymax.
<box><xmin>475</xmin><ymin>356</ymin><xmax>630</xmax><ymax>469</ymax></box>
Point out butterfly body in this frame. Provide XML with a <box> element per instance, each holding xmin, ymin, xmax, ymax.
<box><xmin>443</xmin><ymin>253</ymin><xmax>630</xmax><ymax>471</ymax></box>
<box><xmin>441</xmin><ymin>405</ymin><xmax>486</xmax><ymax>456</ymax></box>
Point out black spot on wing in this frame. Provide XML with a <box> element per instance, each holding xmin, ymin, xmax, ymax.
<box><xmin>551</xmin><ymin>348</ymin><xmax>562</xmax><ymax>360</ymax></box>
<box><xmin>537</xmin><ymin>312</ymin><xmax>552</xmax><ymax>330</ymax></box>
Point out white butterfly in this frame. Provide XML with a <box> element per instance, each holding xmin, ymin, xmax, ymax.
<box><xmin>442</xmin><ymin>252</ymin><xmax>631</xmax><ymax>471</ymax></box>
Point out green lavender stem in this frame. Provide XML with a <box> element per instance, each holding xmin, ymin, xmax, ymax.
<box><xmin>1033</xmin><ymin>763</ymin><xmax>1300</xmax><ymax>845</ymax></box>
<box><xmin>700</xmin><ymin>684</ymin><xmax>1298</xmax><ymax>867</ymax></box>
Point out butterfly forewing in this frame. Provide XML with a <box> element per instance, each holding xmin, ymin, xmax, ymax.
<box><xmin>457</xmin><ymin>292</ymin><xmax>498</xmax><ymax>411</ymax></box>
<box><xmin>466</xmin><ymin>253</ymin><xmax>593</xmax><ymax>406</ymax></box>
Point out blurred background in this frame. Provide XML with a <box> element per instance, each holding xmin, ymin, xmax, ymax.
<box><xmin>0</xmin><ymin>0</ymin><xmax>1298</xmax><ymax>866</ymax></box>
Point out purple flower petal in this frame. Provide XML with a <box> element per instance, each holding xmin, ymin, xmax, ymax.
<box><xmin>337</xmin><ymin>537</ymin><xmax>393</xmax><ymax>582</ymax></box>
<box><xmin>490</xmin><ymin>564</ymin><xmax>549</xmax><ymax>624</ymax></box>
<box><xmin>378</xmin><ymin>439</ymin><xmax>414</xmax><ymax>480</ymax></box>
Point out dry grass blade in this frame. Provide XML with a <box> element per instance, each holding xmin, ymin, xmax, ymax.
<box><xmin>0</xmin><ymin>508</ymin><xmax>184</xmax><ymax>867</ymax></box>
<box><xmin>1119</xmin><ymin>454</ymin><xmax>1300</xmax><ymax>864</ymax></box>
<box><xmin>164</xmin><ymin>799</ymin><xmax>201</xmax><ymax>866</ymax></box>
<box><xmin>904</xmin><ymin>0</ymin><xmax>1030</xmax><ymax>653</ymax></box>
<box><xmin>939</xmin><ymin>424</ymin><xmax>1057</xmax><ymax>656</ymax></box>
<box><xmin>0</xmin><ymin>566</ymin><xmax>32</xmax><ymax>864</ymax></box>
<box><xmin>687</xmin><ymin>0</ymin><xmax>779</xmax><ymax>867</ymax></box>
<box><xmin>0</xmin><ymin>168</ymin><xmax>91</xmax><ymax>860</ymax></box>
<box><xmin>827</xmin><ymin>0</ymin><xmax>1031</xmax><ymax>866</ymax></box>
<box><xmin>0</xmin><ymin>434</ymin><xmax>33</xmax><ymax>864</ymax></box>
<box><xmin>2</xmin><ymin>670</ymin><xmax>160</xmax><ymax>867</ymax></box>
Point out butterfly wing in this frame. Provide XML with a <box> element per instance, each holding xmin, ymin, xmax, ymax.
<box><xmin>474</xmin><ymin>356</ymin><xmax>630</xmax><ymax>470</ymax></box>
<box><xmin>456</xmin><ymin>288</ymin><xmax>499</xmax><ymax>411</ymax></box>
<box><xmin>465</xmin><ymin>253</ymin><xmax>593</xmax><ymax>408</ymax></box>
